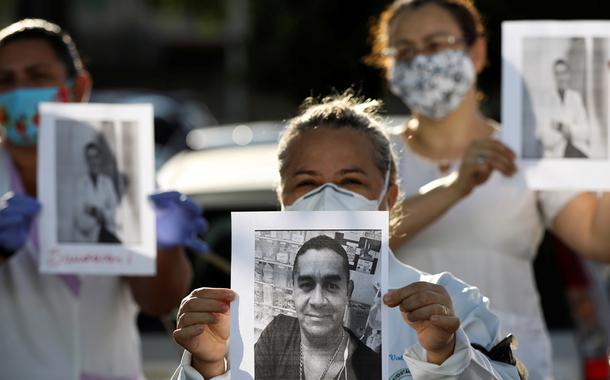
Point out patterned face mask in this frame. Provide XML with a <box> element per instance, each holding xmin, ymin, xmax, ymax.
<box><xmin>389</xmin><ymin>49</ymin><xmax>476</xmax><ymax>120</ymax></box>
<box><xmin>0</xmin><ymin>85</ymin><xmax>71</xmax><ymax>146</ymax></box>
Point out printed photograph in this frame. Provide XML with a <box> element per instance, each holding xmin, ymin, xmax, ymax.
<box><xmin>38</xmin><ymin>103</ymin><xmax>156</xmax><ymax>275</ymax></box>
<box><xmin>521</xmin><ymin>36</ymin><xmax>608</xmax><ymax>160</ymax></box>
<box><xmin>56</xmin><ymin>118</ymin><xmax>142</xmax><ymax>245</ymax></box>
<box><xmin>253</xmin><ymin>229</ymin><xmax>382</xmax><ymax>380</ymax></box>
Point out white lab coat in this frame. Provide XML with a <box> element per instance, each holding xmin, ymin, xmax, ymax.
<box><xmin>0</xmin><ymin>147</ymin><xmax>144</xmax><ymax>380</ymax></box>
<box><xmin>73</xmin><ymin>173</ymin><xmax>120</xmax><ymax>242</ymax></box>
<box><xmin>170</xmin><ymin>251</ymin><xmax>520</xmax><ymax>380</ymax></box>
<box><xmin>538</xmin><ymin>88</ymin><xmax>590</xmax><ymax>158</ymax></box>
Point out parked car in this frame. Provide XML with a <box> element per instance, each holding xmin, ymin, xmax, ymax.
<box><xmin>158</xmin><ymin>119</ymin><xmax>610</xmax><ymax>380</ymax></box>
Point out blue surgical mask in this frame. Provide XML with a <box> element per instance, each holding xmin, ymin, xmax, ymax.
<box><xmin>283</xmin><ymin>171</ymin><xmax>390</xmax><ymax>212</ymax></box>
<box><xmin>0</xmin><ymin>86</ymin><xmax>67</xmax><ymax>146</ymax></box>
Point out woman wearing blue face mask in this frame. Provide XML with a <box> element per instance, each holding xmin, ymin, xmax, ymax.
<box><xmin>0</xmin><ymin>19</ymin><xmax>207</xmax><ymax>380</ymax></box>
<box><xmin>368</xmin><ymin>1</ymin><xmax>610</xmax><ymax>379</ymax></box>
<box><xmin>171</xmin><ymin>94</ymin><xmax>523</xmax><ymax>380</ymax></box>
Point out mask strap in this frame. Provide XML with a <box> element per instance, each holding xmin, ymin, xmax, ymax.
<box><xmin>376</xmin><ymin>170</ymin><xmax>391</xmax><ymax>207</ymax></box>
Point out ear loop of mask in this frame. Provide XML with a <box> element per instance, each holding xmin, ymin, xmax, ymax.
<box><xmin>376</xmin><ymin>169</ymin><xmax>391</xmax><ymax>208</ymax></box>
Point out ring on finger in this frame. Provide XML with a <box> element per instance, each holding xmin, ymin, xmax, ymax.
<box><xmin>475</xmin><ymin>153</ymin><xmax>487</xmax><ymax>165</ymax></box>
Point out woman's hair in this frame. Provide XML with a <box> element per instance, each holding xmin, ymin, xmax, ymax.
<box><xmin>277</xmin><ymin>93</ymin><xmax>404</xmax><ymax>233</ymax></box>
<box><xmin>366</xmin><ymin>0</ymin><xmax>486</xmax><ymax>76</ymax></box>
<box><xmin>0</xmin><ymin>18</ymin><xmax>83</xmax><ymax>79</ymax></box>
<box><xmin>277</xmin><ymin>92</ymin><xmax>398</xmax><ymax>194</ymax></box>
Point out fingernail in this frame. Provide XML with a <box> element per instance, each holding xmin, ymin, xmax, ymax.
<box><xmin>195</xmin><ymin>325</ymin><xmax>204</xmax><ymax>333</ymax></box>
<box><xmin>430</xmin><ymin>315</ymin><xmax>441</xmax><ymax>322</ymax></box>
<box><xmin>383</xmin><ymin>293</ymin><xmax>392</xmax><ymax>303</ymax></box>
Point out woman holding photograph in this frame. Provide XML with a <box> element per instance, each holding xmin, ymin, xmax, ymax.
<box><xmin>172</xmin><ymin>94</ymin><xmax>523</xmax><ymax>380</ymax></box>
<box><xmin>0</xmin><ymin>19</ymin><xmax>206</xmax><ymax>380</ymax></box>
<box><xmin>367</xmin><ymin>1</ymin><xmax>610</xmax><ymax>379</ymax></box>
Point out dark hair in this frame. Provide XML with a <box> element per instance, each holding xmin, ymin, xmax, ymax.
<box><xmin>366</xmin><ymin>0</ymin><xmax>486</xmax><ymax>75</ymax></box>
<box><xmin>84</xmin><ymin>141</ymin><xmax>100</xmax><ymax>155</ymax></box>
<box><xmin>292</xmin><ymin>235</ymin><xmax>350</xmax><ymax>282</ymax></box>
<box><xmin>277</xmin><ymin>92</ymin><xmax>397</xmax><ymax>193</ymax></box>
<box><xmin>0</xmin><ymin>19</ymin><xmax>83</xmax><ymax>79</ymax></box>
<box><xmin>553</xmin><ymin>59</ymin><xmax>569</xmax><ymax>69</ymax></box>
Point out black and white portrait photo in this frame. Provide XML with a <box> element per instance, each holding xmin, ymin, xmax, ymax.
<box><xmin>38</xmin><ymin>103</ymin><xmax>156</xmax><ymax>275</ymax></box>
<box><xmin>54</xmin><ymin>119</ymin><xmax>140</xmax><ymax>245</ymax></box>
<box><xmin>254</xmin><ymin>230</ymin><xmax>381</xmax><ymax>380</ymax></box>
<box><xmin>230</xmin><ymin>211</ymin><xmax>389</xmax><ymax>380</ymax></box>
<box><xmin>502</xmin><ymin>21</ymin><xmax>610</xmax><ymax>190</ymax></box>
<box><xmin>521</xmin><ymin>37</ymin><xmax>608</xmax><ymax>160</ymax></box>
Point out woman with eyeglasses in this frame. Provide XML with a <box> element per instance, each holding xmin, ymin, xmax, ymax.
<box><xmin>368</xmin><ymin>1</ymin><xmax>610</xmax><ymax>379</ymax></box>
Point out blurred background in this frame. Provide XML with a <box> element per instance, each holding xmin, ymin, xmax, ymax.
<box><xmin>5</xmin><ymin>0</ymin><xmax>610</xmax><ymax>379</ymax></box>
<box><xmin>7</xmin><ymin>0</ymin><xmax>610</xmax><ymax>125</ymax></box>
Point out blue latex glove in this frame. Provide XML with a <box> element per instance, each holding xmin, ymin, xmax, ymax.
<box><xmin>0</xmin><ymin>192</ymin><xmax>41</xmax><ymax>255</ymax></box>
<box><xmin>149</xmin><ymin>191</ymin><xmax>209</xmax><ymax>254</ymax></box>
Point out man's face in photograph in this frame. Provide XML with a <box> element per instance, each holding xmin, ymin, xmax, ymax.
<box><xmin>554</xmin><ymin>61</ymin><xmax>570</xmax><ymax>91</ymax></box>
<box><xmin>85</xmin><ymin>145</ymin><xmax>103</xmax><ymax>175</ymax></box>
<box><xmin>293</xmin><ymin>248</ymin><xmax>352</xmax><ymax>339</ymax></box>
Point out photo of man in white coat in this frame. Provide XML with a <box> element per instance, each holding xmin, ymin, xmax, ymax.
<box><xmin>73</xmin><ymin>140</ymin><xmax>121</xmax><ymax>243</ymax></box>
<box><xmin>538</xmin><ymin>59</ymin><xmax>590</xmax><ymax>158</ymax></box>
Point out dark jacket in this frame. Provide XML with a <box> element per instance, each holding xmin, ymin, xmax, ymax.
<box><xmin>255</xmin><ymin>314</ymin><xmax>380</xmax><ymax>380</ymax></box>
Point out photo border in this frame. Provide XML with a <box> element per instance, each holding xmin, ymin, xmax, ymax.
<box><xmin>230</xmin><ymin>211</ymin><xmax>389</xmax><ymax>379</ymax></box>
<box><xmin>38</xmin><ymin>102</ymin><xmax>156</xmax><ymax>275</ymax></box>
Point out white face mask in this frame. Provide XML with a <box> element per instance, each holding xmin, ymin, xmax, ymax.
<box><xmin>283</xmin><ymin>172</ymin><xmax>390</xmax><ymax>212</ymax></box>
<box><xmin>389</xmin><ymin>49</ymin><xmax>476</xmax><ymax>120</ymax></box>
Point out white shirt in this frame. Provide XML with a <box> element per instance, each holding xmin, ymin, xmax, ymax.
<box><xmin>170</xmin><ymin>252</ymin><xmax>520</xmax><ymax>380</ymax></box>
<box><xmin>538</xmin><ymin>88</ymin><xmax>590</xmax><ymax>158</ymax></box>
<box><xmin>73</xmin><ymin>173</ymin><xmax>120</xmax><ymax>243</ymax></box>
<box><xmin>390</xmin><ymin>131</ymin><xmax>578</xmax><ymax>380</ymax></box>
<box><xmin>0</xmin><ymin>147</ymin><xmax>144</xmax><ymax>380</ymax></box>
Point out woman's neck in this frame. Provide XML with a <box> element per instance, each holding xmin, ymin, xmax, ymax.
<box><xmin>5</xmin><ymin>143</ymin><xmax>37</xmax><ymax>196</ymax></box>
<box><xmin>405</xmin><ymin>89</ymin><xmax>493</xmax><ymax>161</ymax></box>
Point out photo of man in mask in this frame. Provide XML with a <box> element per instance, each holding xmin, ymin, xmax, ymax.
<box><xmin>254</xmin><ymin>234</ymin><xmax>380</xmax><ymax>380</ymax></box>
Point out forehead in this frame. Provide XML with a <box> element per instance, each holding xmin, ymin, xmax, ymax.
<box><xmin>389</xmin><ymin>4</ymin><xmax>463</xmax><ymax>45</ymax></box>
<box><xmin>284</xmin><ymin>128</ymin><xmax>380</xmax><ymax>175</ymax></box>
<box><xmin>295</xmin><ymin>248</ymin><xmax>346</xmax><ymax>277</ymax></box>
<box><xmin>0</xmin><ymin>38</ymin><xmax>66</xmax><ymax>72</ymax></box>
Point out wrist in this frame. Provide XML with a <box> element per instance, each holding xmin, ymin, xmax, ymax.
<box><xmin>426</xmin><ymin>335</ymin><xmax>456</xmax><ymax>365</ymax></box>
<box><xmin>192</xmin><ymin>356</ymin><xmax>226</xmax><ymax>378</ymax></box>
<box><xmin>446</xmin><ymin>179</ymin><xmax>470</xmax><ymax>200</ymax></box>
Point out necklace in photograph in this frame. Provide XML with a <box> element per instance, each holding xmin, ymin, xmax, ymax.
<box><xmin>299</xmin><ymin>329</ymin><xmax>346</xmax><ymax>380</ymax></box>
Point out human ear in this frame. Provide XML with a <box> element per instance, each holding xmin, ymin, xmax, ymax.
<box><xmin>469</xmin><ymin>37</ymin><xmax>487</xmax><ymax>74</ymax></box>
<box><xmin>71</xmin><ymin>70</ymin><xmax>92</xmax><ymax>103</ymax></box>
<box><xmin>386</xmin><ymin>183</ymin><xmax>399</xmax><ymax>210</ymax></box>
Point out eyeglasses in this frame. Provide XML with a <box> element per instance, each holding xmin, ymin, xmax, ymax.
<box><xmin>383</xmin><ymin>35</ymin><xmax>465</xmax><ymax>63</ymax></box>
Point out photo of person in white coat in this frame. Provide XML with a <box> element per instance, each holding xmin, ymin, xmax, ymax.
<box><xmin>539</xmin><ymin>59</ymin><xmax>590</xmax><ymax>158</ymax></box>
<box><xmin>73</xmin><ymin>140</ymin><xmax>121</xmax><ymax>243</ymax></box>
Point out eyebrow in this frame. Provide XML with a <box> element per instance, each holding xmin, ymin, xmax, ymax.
<box><xmin>297</xmin><ymin>274</ymin><xmax>344</xmax><ymax>283</ymax></box>
<box><xmin>25</xmin><ymin>63</ymin><xmax>56</xmax><ymax>71</ymax></box>
<box><xmin>394</xmin><ymin>31</ymin><xmax>457</xmax><ymax>46</ymax></box>
<box><xmin>339</xmin><ymin>167</ymin><xmax>367</xmax><ymax>176</ymax></box>
<box><xmin>293</xmin><ymin>167</ymin><xmax>367</xmax><ymax>176</ymax></box>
